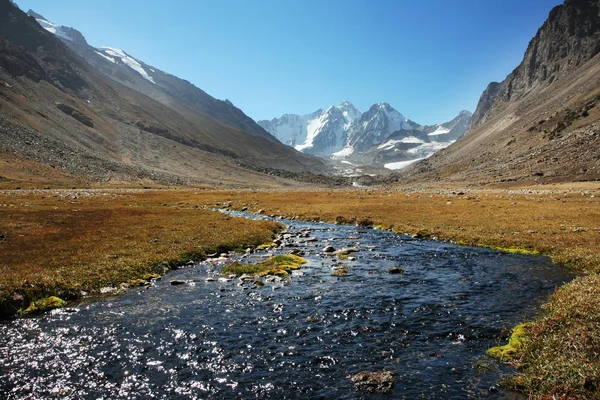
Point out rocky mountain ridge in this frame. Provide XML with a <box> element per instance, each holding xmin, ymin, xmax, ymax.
<box><xmin>0</xmin><ymin>0</ymin><xmax>328</xmax><ymax>187</ymax></box>
<box><xmin>25</xmin><ymin>9</ymin><xmax>274</xmax><ymax>141</ymax></box>
<box><xmin>260</xmin><ymin>102</ymin><xmax>472</xmax><ymax>168</ymax></box>
<box><xmin>403</xmin><ymin>0</ymin><xmax>600</xmax><ymax>184</ymax></box>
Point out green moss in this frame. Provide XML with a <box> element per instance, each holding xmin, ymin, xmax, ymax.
<box><xmin>487</xmin><ymin>322</ymin><xmax>532</xmax><ymax>361</ymax></box>
<box><xmin>485</xmin><ymin>245</ymin><xmax>540</xmax><ymax>255</ymax></box>
<box><xmin>374</xmin><ymin>225</ymin><xmax>388</xmax><ymax>230</ymax></box>
<box><xmin>333</xmin><ymin>268</ymin><xmax>349</xmax><ymax>276</ymax></box>
<box><xmin>257</xmin><ymin>242</ymin><xmax>277</xmax><ymax>250</ymax></box>
<box><xmin>222</xmin><ymin>254</ymin><xmax>307</xmax><ymax>278</ymax></box>
<box><xmin>21</xmin><ymin>296</ymin><xmax>66</xmax><ymax>316</ymax></box>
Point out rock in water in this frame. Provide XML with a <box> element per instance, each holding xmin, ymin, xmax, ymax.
<box><xmin>334</xmin><ymin>247</ymin><xmax>359</xmax><ymax>256</ymax></box>
<box><xmin>388</xmin><ymin>267</ymin><xmax>405</xmax><ymax>274</ymax></box>
<box><xmin>350</xmin><ymin>371</ymin><xmax>395</xmax><ymax>394</ymax></box>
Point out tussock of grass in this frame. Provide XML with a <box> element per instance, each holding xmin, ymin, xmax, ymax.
<box><xmin>221</xmin><ymin>254</ymin><xmax>307</xmax><ymax>277</ymax></box>
<box><xmin>20</xmin><ymin>296</ymin><xmax>65</xmax><ymax>315</ymax></box>
<box><xmin>487</xmin><ymin>322</ymin><xmax>532</xmax><ymax>361</ymax></box>
<box><xmin>503</xmin><ymin>275</ymin><xmax>600</xmax><ymax>398</ymax></box>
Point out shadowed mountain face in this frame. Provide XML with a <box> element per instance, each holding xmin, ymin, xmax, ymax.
<box><xmin>401</xmin><ymin>0</ymin><xmax>600</xmax><ymax>185</ymax></box>
<box><xmin>0</xmin><ymin>0</ymin><xmax>328</xmax><ymax>186</ymax></box>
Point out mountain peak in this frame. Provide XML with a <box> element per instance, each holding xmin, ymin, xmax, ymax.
<box><xmin>26</xmin><ymin>9</ymin><xmax>45</xmax><ymax>20</ymax></box>
<box><xmin>26</xmin><ymin>9</ymin><xmax>88</xmax><ymax>46</ymax></box>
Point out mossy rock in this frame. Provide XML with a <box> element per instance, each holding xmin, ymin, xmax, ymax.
<box><xmin>222</xmin><ymin>255</ymin><xmax>307</xmax><ymax>277</ymax></box>
<box><xmin>334</xmin><ymin>268</ymin><xmax>349</xmax><ymax>276</ymax></box>
<box><xmin>257</xmin><ymin>242</ymin><xmax>277</xmax><ymax>250</ymax></box>
<box><xmin>21</xmin><ymin>296</ymin><xmax>66</xmax><ymax>316</ymax></box>
<box><xmin>487</xmin><ymin>322</ymin><xmax>532</xmax><ymax>361</ymax></box>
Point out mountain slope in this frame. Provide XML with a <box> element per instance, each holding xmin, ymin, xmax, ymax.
<box><xmin>0</xmin><ymin>0</ymin><xmax>327</xmax><ymax>187</ymax></box>
<box><xmin>402</xmin><ymin>0</ymin><xmax>600</xmax><ymax>184</ymax></box>
<box><xmin>26</xmin><ymin>10</ymin><xmax>275</xmax><ymax>141</ymax></box>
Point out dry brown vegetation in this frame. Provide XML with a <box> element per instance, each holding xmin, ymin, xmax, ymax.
<box><xmin>1</xmin><ymin>186</ymin><xmax>600</xmax><ymax>398</ymax></box>
<box><xmin>195</xmin><ymin>186</ymin><xmax>600</xmax><ymax>399</ymax></box>
<box><xmin>0</xmin><ymin>189</ymin><xmax>281</xmax><ymax>315</ymax></box>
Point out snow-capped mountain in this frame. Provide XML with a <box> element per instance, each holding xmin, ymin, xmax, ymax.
<box><xmin>335</xmin><ymin>103</ymin><xmax>420</xmax><ymax>158</ymax></box>
<box><xmin>260</xmin><ymin>102</ymin><xmax>472</xmax><ymax>169</ymax></box>
<box><xmin>257</xmin><ymin>101</ymin><xmax>361</xmax><ymax>156</ymax></box>
<box><xmin>27</xmin><ymin>10</ymin><xmax>88</xmax><ymax>46</ymax></box>
<box><xmin>422</xmin><ymin>110</ymin><xmax>472</xmax><ymax>142</ymax></box>
<box><xmin>27</xmin><ymin>10</ymin><xmax>272</xmax><ymax>139</ymax></box>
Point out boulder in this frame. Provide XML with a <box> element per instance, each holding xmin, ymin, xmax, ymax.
<box><xmin>350</xmin><ymin>371</ymin><xmax>395</xmax><ymax>394</ymax></box>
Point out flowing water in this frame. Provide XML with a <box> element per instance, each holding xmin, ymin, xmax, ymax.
<box><xmin>0</xmin><ymin>211</ymin><xmax>573</xmax><ymax>399</ymax></box>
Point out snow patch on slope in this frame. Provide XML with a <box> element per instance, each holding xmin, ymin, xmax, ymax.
<box><xmin>384</xmin><ymin>158</ymin><xmax>424</xmax><ymax>170</ymax></box>
<box><xmin>95</xmin><ymin>51</ymin><xmax>115</xmax><ymax>63</ymax></box>
<box><xmin>35</xmin><ymin>18</ymin><xmax>75</xmax><ymax>42</ymax></box>
<box><xmin>99</xmin><ymin>47</ymin><xmax>155</xmax><ymax>84</ymax></box>
<box><xmin>377</xmin><ymin>137</ymin><xmax>424</xmax><ymax>150</ymax></box>
<box><xmin>332</xmin><ymin>146</ymin><xmax>354</xmax><ymax>159</ymax></box>
<box><xmin>428</xmin><ymin>126</ymin><xmax>451</xmax><ymax>136</ymax></box>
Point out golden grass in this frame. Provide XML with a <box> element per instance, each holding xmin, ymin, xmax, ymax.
<box><xmin>191</xmin><ymin>187</ymin><xmax>600</xmax><ymax>399</ymax></box>
<box><xmin>1</xmin><ymin>186</ymin><xmax>600</xmax><ymax>398</ymax></box>
<box><xmin>0</xmin><ymin>189</ymin><xmax>281</xmax><ymax>314</ymax></box>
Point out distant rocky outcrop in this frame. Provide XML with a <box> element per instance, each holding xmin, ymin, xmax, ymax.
<box><xmin>260</xmin><ymin>101</ymin><xmax>472</xmax><ymax>168</ymax></box>
<box><xmin>401</xmin><ymin>0</ymin><xmax>600</xmax><ymax>184</ymax></box>
<box><xmin>469</xmin><ymin>0</ymin><xmax>600</xmax><ymax>131</ymax></box>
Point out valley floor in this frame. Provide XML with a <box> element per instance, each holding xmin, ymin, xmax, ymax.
<box><xmin>1</xmin><ymin>185</ymin><xmax>599</xmax><ymax>398</ymax></box>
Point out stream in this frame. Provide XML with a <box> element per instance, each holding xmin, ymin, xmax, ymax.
<box><xmin>0</xmin><ymin>211</ymin><xmax>574</xmax><ymax>399</ymax></box>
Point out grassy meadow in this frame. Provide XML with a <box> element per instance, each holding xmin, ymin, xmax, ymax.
<box><xmin>1</xmin><ymin>185</ymin><xmax>600</xmax><ymax>398</ymax></box>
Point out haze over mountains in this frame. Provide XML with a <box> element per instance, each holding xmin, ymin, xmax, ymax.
<box><xmin>258</xmin><ymin>102</ymin><xmax>472</xmax><ymax>167</ymax></box>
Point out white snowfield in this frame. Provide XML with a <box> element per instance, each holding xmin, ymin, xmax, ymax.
<box><xmin>94</xmin><ymin>51</ymin><xmax>115</xmax><ymax>64</ymax></box>
<box><xmin>428</xmin><ymin>126</ymin><xmax>451</xmax><ymax>136</ymax></box>
<box><xmin>384</xmin><ymin>158</ymin><xmax>424</xmax><ymax>170</ymax></box>
<box><xmin>259</xmin><ymin>101</ymin><xmax>361</xmax><ymax>156</ymax></box>
<box><xmin>35</xmin><ymin>18</ymin><xmax>75</xmax><ymax>42</ymax></box>
<box><xmin>377</xmin><ymin>136</ymin><xmax>424</xmax><ymax>150</ymax></box>
<box><xmin>34</xmin><ymin>14</ymin><xmax>157</xmax><ymax>85</ymax></box>
<box><xmin>99</xmin><ymin>47</ymin><xmax>156</xmax><ymax>84</ymax></box>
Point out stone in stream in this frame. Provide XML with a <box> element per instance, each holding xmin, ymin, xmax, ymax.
<box><xmin>240</xmin><ymin>206</ymin><xmax>248</xmax><ymax>211</ymax></box>
<box><xmin>334</xmin><ymin>247</ymin><xmax>359</xmax><ymax>256</ymax></box>
<box><xmin>323</xmin><ymin>245</ymin><xmax>336</xmax><ymax>253</ymax></box>
<box><xmin>350</xmin><ymin>371</ymin><xmax>395</xmax><ymax>394</ymax></box>
<box><xmin>273</xmin><ymin>239</ymin><xmax>283</xmax><ymax>246</ymax></box>
<box><xmin>388</xmin><ymin>267</ymin><xmax>405</xmax><ymax>274</ymax></box>
<box><xmin>169</xmin><ymin>280</ymin><xmax>187</xmax><ymax>286</ymax></box>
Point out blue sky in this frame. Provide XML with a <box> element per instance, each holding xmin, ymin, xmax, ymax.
<box><xmin>17</xmin><ymin>0</ymin><xmax>562</xmax><ymax>125</ymax></box>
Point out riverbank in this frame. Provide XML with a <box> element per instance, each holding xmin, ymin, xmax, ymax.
<box><xmin>196</xmin><ymin>186</ymin><xmax>600</xmax><ymax>399</ymax></box>
<box><xmin>1</xmin><ymin>186</ymin><xmax>599</xmax><ymax>398</ymax></box>
<box><xmin>0</xmin><ymin>189</ymin><xmax>282</xmax><ymax>317</ymax></box>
